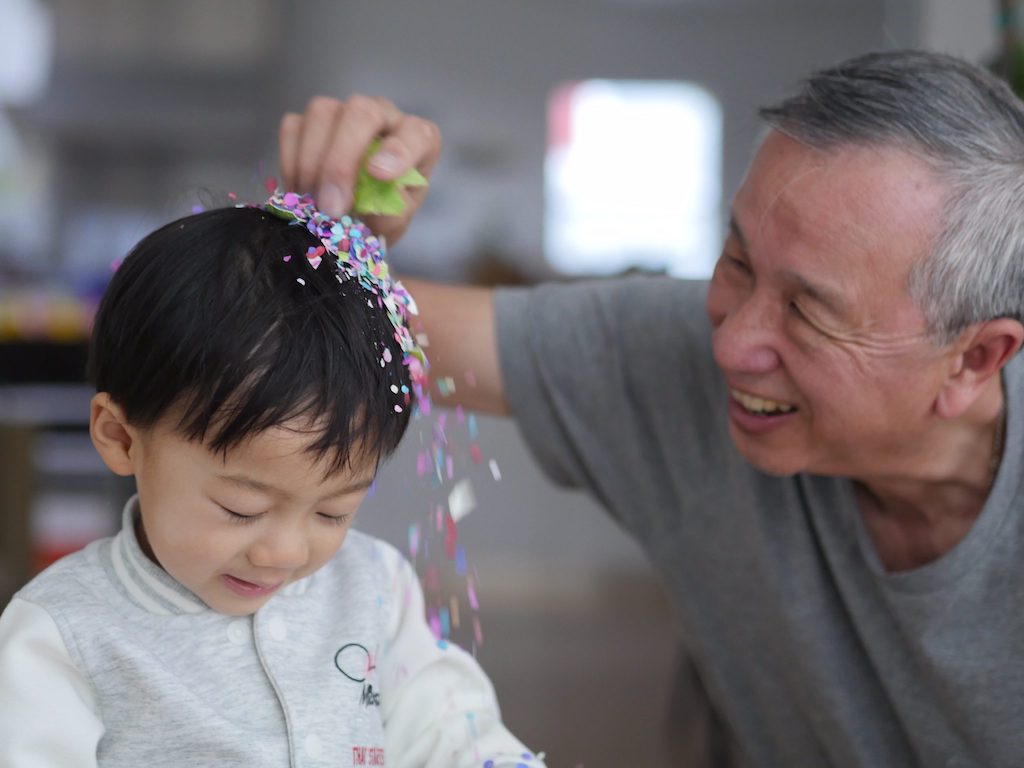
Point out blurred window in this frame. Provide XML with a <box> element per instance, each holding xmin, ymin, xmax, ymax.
<box><xmin>545</xmin><ymin>79</ymin><xmax>721</xmax><ymax>278</ymax></box>
<box><xmin>0</xmin><ymin>0</ymin><xmax>51</xmax><ymax>106</ymax></box>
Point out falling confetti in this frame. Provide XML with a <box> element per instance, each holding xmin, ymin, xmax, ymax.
<box><xmin>489</xmin><ymin>459</ymin><xmax>502</xmax><ymax>481</ymax></box>
<box><xmin>408</xmin><ymin>523</ymin><xmax>420</xmax><ymax>559</ymax></box>
<box><xmin>448</xmin><ymin>479</ymin><xmax>476</xmax><ymax>523</ymax></box>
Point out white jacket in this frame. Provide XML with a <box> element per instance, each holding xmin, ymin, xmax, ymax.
<box><xmin>0</xmin><ymin>497</ymin><xmax>542</xmax><ymax>768</ymax></box>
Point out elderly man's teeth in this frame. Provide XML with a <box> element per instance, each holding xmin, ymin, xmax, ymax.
<box><xmin>730</xmin><ymin>389</ymin><xmax>795</xmax><ymax>414</ymax></box>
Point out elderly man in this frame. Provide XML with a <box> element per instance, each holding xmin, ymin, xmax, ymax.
<box><xmin>280</xmin><ymin>51</ymin><xmax>1024</xmax><ymax>766</ymax></box>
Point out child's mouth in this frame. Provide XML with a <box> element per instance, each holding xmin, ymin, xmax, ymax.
<box><xmin>222</xmin><ymin>574</ymin><xmax>283</xmax><ymax>598</ymax></box>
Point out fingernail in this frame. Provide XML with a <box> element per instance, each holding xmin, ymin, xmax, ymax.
<box><xmin>369</xmin><ymin>151</ymin><xmax>402</xmax><ymax>177</ymax></box>
<box><xmin>318</xmin><ymin>183</ymin><xmax>349</xmax><ymax>216</ymax></box>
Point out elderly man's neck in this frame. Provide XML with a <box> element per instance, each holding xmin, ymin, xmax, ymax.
<box><xmin>854</xmin><ymin>381</ymin><xmax>1005</xmax><ymax>572</ymax></box>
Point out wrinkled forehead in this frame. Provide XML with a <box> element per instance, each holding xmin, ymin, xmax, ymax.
<box><xmin>733</xmin><ymin>132</ymin><xmax>947</xmax><ymax>272</ymax></box>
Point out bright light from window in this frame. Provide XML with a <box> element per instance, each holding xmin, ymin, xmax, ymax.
<box><xmin>0</xmin><ymin>0</ymin><xmax>52</xmax><ymax>106</ymax></box>
<box><xmin>545</xmin><ymin>80</ymin><xmax>721</xmax><ymax>278</ymax></box>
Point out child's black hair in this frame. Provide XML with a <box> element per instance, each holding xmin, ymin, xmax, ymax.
<box><xmin>87</xmin><ymin>206</ymin><xmax>413</xmax><ymax>473</ymax></box>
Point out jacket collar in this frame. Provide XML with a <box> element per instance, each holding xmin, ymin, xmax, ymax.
<box><xmin>109</xmin><ymin>495</ymin><xmax>207</xmax><ymax>616</ymax></box>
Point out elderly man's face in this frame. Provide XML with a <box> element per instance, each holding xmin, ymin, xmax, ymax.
<box><xmin>706</xmin><ymin>131</ymin><xmax>953</xmax><ymax>478</ymax></box>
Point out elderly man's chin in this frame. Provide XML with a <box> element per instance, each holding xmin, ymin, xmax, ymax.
<box><xmin>728</xmin><ymin>426</ymin><xmax>810</xmax><ymax>477</ymax></box>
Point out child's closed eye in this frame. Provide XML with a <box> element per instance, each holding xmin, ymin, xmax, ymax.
<box><xmin>317</xmin><ymin>513</ymin><xmax>350</xmax><ymax>526</ymax></box>
<box><xmin>217</xmin><ymin>504</ymin><xmax>263</xmax><ymax>524</ymax></box>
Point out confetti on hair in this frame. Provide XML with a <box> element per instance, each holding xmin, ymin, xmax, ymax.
<box><xmin>305</xmin><ymin>246</ymin><xmax>323</xmax><ymax>270</ymax></box>
<box><xmin>259</xmin><ymin>190</ymin><xmax>429</xmax><ymax>404</ymax></box>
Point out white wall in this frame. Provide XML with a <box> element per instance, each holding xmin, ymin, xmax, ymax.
<box><xmin>918</xmin><ymin>0</ymin><xmax>998</xmax><ymax>59</ymax></box>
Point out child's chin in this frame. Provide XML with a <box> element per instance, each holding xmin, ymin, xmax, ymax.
<box><xmin>204</xmin><ymin>593</ymin><xmax>266</xmax><ymax>617</ymax></box>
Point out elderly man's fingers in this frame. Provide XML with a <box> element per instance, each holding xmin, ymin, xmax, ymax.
<box><xmin>277</xmin><ymin>112</ymin><xmax>303</xmax><ymax>191</ymax></box>
<box><xmin>315</xmin><ymin>94</ymin><xmax>404</xmax><ymax>217</ymax></box>
<box><xmin>367</xmin><ymin>114</ymin><xmax>443</xmax><ymax>181</ymax></box>
<box><xmin>293</xmin><ymin>96</ymin><xmax>345</xmax><ymax>196</ymax></box>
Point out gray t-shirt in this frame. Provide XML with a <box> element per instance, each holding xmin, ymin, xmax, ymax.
<box><xmin>495</xmin><ymin>276</ymin><xmax>1024</xmax><ymax>768</ymax></box>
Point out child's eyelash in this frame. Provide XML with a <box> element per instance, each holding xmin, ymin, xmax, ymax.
<box><xmin>218</xmin><ymin>504</ymin><xmax>348</xmax><ymax>527</ymax></box>
<box><xmin>318</xmin><ymin>513</ymin><xmax>350</xmax><ymax>527</ymax></box>
<box><xmin>219</xmin><ymin>505</ymin><xmax>261</xmax><ymax>524</ymax></box>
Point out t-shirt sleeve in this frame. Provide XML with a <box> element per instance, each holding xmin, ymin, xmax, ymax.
<box><xmin>0</xmin><ymin>597</ymin><xmax>104</xmax><ymax>767</ymax></box>
<box><xmin>377</xmin><ymin>546</ymin><xmax>544</xmax><ymax>768</ymax></box>
<box><xmin>494</xmin><ymin>276</ymin><xmax>727</xmax><ymax>538</ymax></box>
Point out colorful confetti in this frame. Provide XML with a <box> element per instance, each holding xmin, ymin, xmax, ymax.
<box><xmin>448</xmin><ymin>479</ymin><xmax>476</xmax><ymax>523</ymax></box>
<box><xmin>260</xmin><ymin>191</ymin><xmax>429</xmax><ymax>405</ymax></box>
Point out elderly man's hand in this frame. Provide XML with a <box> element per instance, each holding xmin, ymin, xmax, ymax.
<box><xmin>278</xmin><ymin>95</ymin><xmax>441</xmax><ymax>246</ymax></box>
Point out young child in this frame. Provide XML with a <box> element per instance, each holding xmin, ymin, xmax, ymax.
<box><xmin>0</xmin><ymin>193</ymin><xmax>545</xmax><ymax>768</ymax></box>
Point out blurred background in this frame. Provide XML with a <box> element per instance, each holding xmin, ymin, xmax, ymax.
<box><xmin>0</xmin><ymin>0</ymin><xmax>1007</xmax><ymax>765</ymax></box>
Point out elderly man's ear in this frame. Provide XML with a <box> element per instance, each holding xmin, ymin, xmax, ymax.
<box><xmin>90</xmin><ymin>393</ymin><xmax>136</xmax><ymax>477</ymax></box>
<box><xmin>935</xmin><ymin>318</ymin><xmax>1024</xmax><ymax>420</ymax></box>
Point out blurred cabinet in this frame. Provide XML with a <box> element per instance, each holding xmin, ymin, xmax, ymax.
<box><xmin>0</xmin><ymin>382</ymin><xmax>128</xmax><ymax>606</ymax></box>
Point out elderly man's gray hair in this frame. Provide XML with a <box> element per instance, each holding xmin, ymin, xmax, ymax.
<box><xmin>759</xmin><ymin>50</ymin><xmax>1024</xmax><ymax>344</ymax></box>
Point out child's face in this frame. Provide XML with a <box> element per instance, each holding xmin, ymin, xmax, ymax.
<box><xmin>126</xmin><ymin>416</ymin><xmax>375</xmax><ymax>616</ymax></box>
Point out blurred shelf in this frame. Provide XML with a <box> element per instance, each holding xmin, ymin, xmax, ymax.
<box><xmin>0</xmin><ymin>384</ymin><xmax>92</xmax><ymax>425</ymax></box>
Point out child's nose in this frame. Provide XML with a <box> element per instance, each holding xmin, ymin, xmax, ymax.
<box><xmin>247</xmin><ymin>527</ymin><xmax>309</xmax><ymax>571</ymax></box>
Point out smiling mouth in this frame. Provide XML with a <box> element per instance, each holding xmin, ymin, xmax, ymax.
<box><xmin>730</xmin><ymin>389</ymin><xmax>797</xmax><ymax>415</ymax></box>
<box><xmin>223</xmin><ymin>574</ymin><xmax>284</xmax><ymax>597</ymax></box>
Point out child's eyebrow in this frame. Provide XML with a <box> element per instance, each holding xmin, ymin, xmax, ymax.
<box><xmin>214</xmin><ymin>473</ymin><xmax>374</xmax><ymax>502</ymax></box>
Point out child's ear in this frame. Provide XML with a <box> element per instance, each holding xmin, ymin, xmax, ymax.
<box><xmin>935</xmin><ymin>318</ymin><xmax>1024</xmax><ymax>419</ymax></box>
<box><xmin>90</xmin><ymin>393</ymin><xmax>137</xmax><ymax>477</ymax></box>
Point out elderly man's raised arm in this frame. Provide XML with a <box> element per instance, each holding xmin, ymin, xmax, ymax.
<box><xmin>401</xmin><ymin>278</ymin><xmax>508</xmax><ymax>415</ymax></box>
